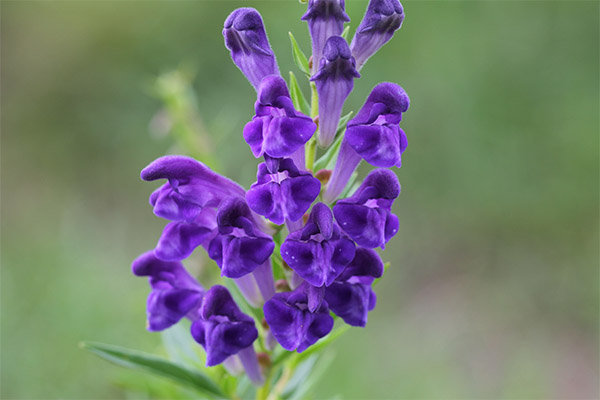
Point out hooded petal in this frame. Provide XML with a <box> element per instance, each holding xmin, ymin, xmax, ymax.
<box><xmin>223</xmin><ymin>8</ymin><xmax>279</xmax><ymax>90</ymax></box>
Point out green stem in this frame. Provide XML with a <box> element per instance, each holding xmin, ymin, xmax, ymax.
<box><xmin>305</xmin><ymin>138</ymin><xmax>317</xmax><ymax>171</ymax></box>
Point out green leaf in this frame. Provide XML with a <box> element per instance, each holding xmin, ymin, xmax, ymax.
<box><xmin>284</xmin><ymin>352</ymin><xmax>336</xmax><ymax>400</ymax></box>
<box><xmin>291</xmin><ymin>323</ymin><xmax>349</xmax><ymax>367</ymax></box>
<box><xmin>80</xmin><ymin>341</ymin><xmax>226</xmax><ymax>398</ymax></box>
<box><xmin>341</xmin><ymin>25</ymin><xmax>350</xmax><ymax>40</ymax></box>
<box><xmin>288</xmin><ymin>71</ymin><xmax>310</xmax><ymax>115</ymax></box>
<box><xmin>289</xmin><ymin>32</ymin><xmax>310</xmax><ymax>77</ymax></box>
<box><xmin>313</xmin><ymin>111</ymin><xmax>353</xmax><ymax>171</ymax></box>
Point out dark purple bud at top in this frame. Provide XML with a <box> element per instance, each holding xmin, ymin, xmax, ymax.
<box><xmin>246</xmin><ymin>156</ymin><xmax>321</xmax><ymax>225</ymax></box>
<box><xmin>325</xmin><ymin>247</ymin><xmax>383</xmax><ymax>327</ymax></box>
<box><xmin>281</xmin><ymin>203</ymin><xmax>356</xmax><ymax>290</ymax></box>
<box><xmin>142</xmin><ymin>156</ymin><xmax>245</xmax><ymax>222</ymax></box>
<box><xmin>132</xmin><ymin>251</ymin><xmax>204</xmax><ymax>331</ymax></box>
<box><xmin>263</xmin><ymin>284</ymin><xmax>334</xmax><ymax>352</ymax></box>
<box><xmin>208</xmin><ymin>197</ymin><xmax>275</xmax><ymax>278</ymax></box>
<box><xmin>244</xmin><ymin>76</ymin><xmax>317</xmax><ymax>158</ymax></box>
<box><xmin>345</xmin><ymin>82</ymin><xmax>409</xmax><ymax>168</ymax></box>
<box><xmin>301</xmin><ymin>0</ymin><xmax>350</xmax><ymax>74</ymax></box>
<box><xmin>190</xmin><ymin>285</ymin><xmax>258</xmax><ymax>366</ymax></box>
<box><xmin>223</xmin><ymin>8</ymin><xmax>279</xmax><ymax>90</ymax></box>
<box><xmin>350</xmin><ymin>0</ymin><xmax>404</xmax><ymax>70</ymax></box>
<box><xmin>333</xmin><ymin>169</ymin><xmax>400</xmax><ymax>248</ymax></box>
<box><xmin>311</xmin><ymin>36</ymin><xmax>360</xmax><ymax>148</ymax></box>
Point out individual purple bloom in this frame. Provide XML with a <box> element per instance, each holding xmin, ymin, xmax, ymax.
<box><xmin>263</xmin><ymin>284</ymin><xmax>334</xmax><ymax>352</ymax></box>
<box><xmin>323</xmin><ymin>82</ymin><xmax>409</xmax><ymax>202</ymax></box>
<box><xmin>154</xmin><ymin>208</ymin><xmax>217</xmax><ymax>261</ymax></box>
<box><xmin>190</xmin><ymin>286</ymin><xmax>260</xmax><ymax>375</ymax></box>
<box><xmin>281</xmin><ymin>203</ymin><xmax>356</xmax><ymax>291</ymax></box>
<box><xmin>243</xmin><ymin>75</ymin><xmax>316</xmax><ymax>158</ymax></box>
<box><xmin>325</xmin><ymin>247</ymin><xmax>383</xmax><ymax>327</ymax></box>
<box><xmin>223</xmin><ymin>8</ymin><xmax>279</xmax><ymax>90</ymax></box>
<box><xmin>132</xmin><ymin>251</ymin><xmax>204</xmax><ymax>331</ymax></box>
<box><xmin>350</xmin><ymin>0</ymin><xmax>404</xmax><ymax>70</ymax></box>
<box><xmin>311</xmin><ymin>36</ymin><xmax>360</xmax><ymax>148</ymax></box>
<box><xmin>246</xmin><ymin>156</ymin><xmax>321</xmax><ymax>224</ymax></box>
<box><xmin>301</xmin><ymin>0</ymin><xmax>350</xmax><ymax>74</ymax></box>
<box><xmin>142</xmin><ymin>156</ymin><xmax>245</xmax><ymax>222</ymax></box>
<box><xmin>333</xmin><ymin>169</ymin><xmax>400</xmax><ymax>249</ymax></box>
<box><xmin>208</xmin><ymin>197</ymin><xmax>274</xmax><ymax>279</ymax></box>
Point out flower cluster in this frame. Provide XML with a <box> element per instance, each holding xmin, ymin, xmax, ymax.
<box><xmin>133</xmin><ymin>0</ymin><xmax>408</xmax><ymax>385</ymax></box>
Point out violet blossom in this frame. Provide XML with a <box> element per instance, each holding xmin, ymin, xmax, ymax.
<box><xmin>190</xmin><ymin>285</ymin><xmax>263</xmax><ymax>384</ymax></box>
<box><xmin>333</xmin><ymin>169</ymin><xmax>400</xmax><ymax>249</ymax></box>
<box><xmin>302</xmin><ymin>0</ymin><xmax>350</xmax><ymax>74</ymax></box>
<box><xmin>132</xmin><ymin>251</ymin><xmax>204</xmax><ymax>331</ymax></box>
<box><xmin>208</xmin><ymin>197</ymin><xmax>274</xmax><ymax>279</ymax></box>
<box><xmin>311</xmin><ymin>36</ymin><xmax>360</xmax><ymax>148</ymax></box>
<box><xmin>280</xmin><ymin>203</ymin><xmax>355</xmax><ymax>307</ymax></box>
<box><xmin>325</xmin><ymin>247</ymin><xmax>383</xmax><ymax>327</ymax></box>
<box><xmin>223</xmin><ymin>8</ymin><xmax>279</xmax><ymax>90</ymax></box>
<box><xmin>243</xmin><ymin>75</ymin><xmax>317</xmax><ymax>159</ymax></box>
<box><xmin>351</xmin><ymin>0</ymin><xmax>405</xmax><ymax>70</ymax></box>
<box><xmin>246</xmin><ymin>156</ymin><xmax>321</xmax><ymax>225</ymax></box>
<box><xmin>323</xmin><ymin>82</ymin><xmax>409</xmax><ymax>202</ymax></box>
<box><xmin>263</xmin><ymin>283</ymin><xmax>334</xmax><ymax>352</ymax></box>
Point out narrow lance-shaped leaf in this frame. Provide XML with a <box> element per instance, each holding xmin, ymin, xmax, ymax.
<box><xmin>341</xmin><ymin>25</ymin><xmax>350</xmax><ymax>40</ymax></box>
<box><xmin>80</xmin><ymin>341</ymin><xmax>226</xmax><ymax>398</ymax></box>
<box><xmin>288</xmin><ymin>71</ymin><xmax>311</xmax><ymax>115</ymax></box>
<box><xmin>313</xmin><ymin>111</ymin><xmax>354</xmax><ymax>171</ymax></box>
<box><xmin>289</xmin><ymin>32</ymin><xmax>311</xmax><ymax>77</ymax></box>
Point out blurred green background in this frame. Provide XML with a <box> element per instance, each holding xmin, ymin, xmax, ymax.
<box><xmin>2</xmin><ymin>1</ymin><xmax>598</xmax><ymax>398</ymax></box>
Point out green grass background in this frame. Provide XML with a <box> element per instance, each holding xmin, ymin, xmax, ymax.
<box><xmin>2</xmin><ymin>0</ymin><xmax>598</xmax><ymax>398</ymax></box>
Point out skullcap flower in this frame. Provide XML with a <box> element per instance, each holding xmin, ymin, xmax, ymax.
<box><xmin>223</xmin><ymin>8</ymin><xmax>279</xmax><ymax>90</ymax></box>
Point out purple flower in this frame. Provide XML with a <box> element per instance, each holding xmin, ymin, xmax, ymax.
<box><xmin>208</xmin><ymin>197</ymin><xmax>274</xmax><ymax>278</ymax></box>
<box><xmin>281</xmin><ymin>203</ymin><xmax>356</xmax><ymax>290</ymax></box>
<box><xmin>246</xmin><ymin>156</ymin><xmax>321</xmax><ymax>225</ymax></box>
<box><xmin>333</xmin><ymin>169</ymin><xmax>400</xmax><ymax>248</ymax></box>
<box><xmin>323</xmin><ymin>82</ymin><xmax>409</xmax><ymax>202</ymax></box>
<box><xmin>264</xmin><ymin>284</ymin><xmax>334</xmax><ymax>352</ymax></box>
<box><xmin>301</xmin><ymin>0</ymin><xmax>350</xmax><ymax>74</ymax></box>
<box><xmin>244</xmin><ymin>75</ymin><xmax>317</xmax><ymax>158</ymax></box>
<box><xmin>346</xmin><ymin>82</ymin><xmax>409</xmax><ymax>167</ymax></box>
<box><xmin>350</xmin><ymin>0</ymin><xmax>404</xmax><ymax>70</ymax></box>
<box><xmin>311</xmin><ymin>36</ymin><xmax>360</xmax><ymax>148</ymax></box>
<box><xmin>190</xmin><ymin>286</ymin><xmax>259</xmax><ymax>367</ymax></box>
<box><xmin>223</xmin><ymin>8</ymin><xmax>279</xmax><ymax>90</ymax></box>
<box><xmin>132</xmin><ymin>251</ymin><xmax>204</xmax><ymax>331</ymax></box>
<box><xmin>142</xmin><ymin>155</ymin><xmax>245</xmax><ymax>222</ymax></box>
<box><xmin>155</xmin><ymin>208</ymin><xmax>217</xmax><ymax>261</ymax></box>
<box><xmin>325</xmin><ymin>248</ymin><xmax>383</xmax><ymax>327</ymax></box>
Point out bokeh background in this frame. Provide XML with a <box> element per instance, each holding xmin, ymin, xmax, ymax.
<box><xmin>2</xmin><ymin>0</ymin><xmax>598</xmax><ymax>398</ymax></box>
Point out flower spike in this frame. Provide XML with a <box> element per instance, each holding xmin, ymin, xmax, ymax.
<box><xmin>311</xmin><ymin>36</ymin><xmax>360</xmax><ymax>148</ymax></box>
<box><xmin>350</xmin><ymin>0</ymin><xmax>405</xmax><ymax>70</ymax></box>
<box><xmin>223</xmin><ymin>8</ymin><xmax>279</xmax><ymax>90</ymax></box>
